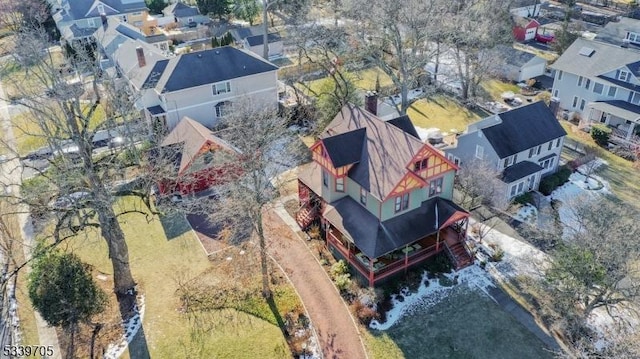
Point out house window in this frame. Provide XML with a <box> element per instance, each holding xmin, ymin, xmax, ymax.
<box><xmin>429</xmin><ymin>177</ymin><xmax>443</xmax><ymax>196</ymax></box>
<box><xmin>97</xmin><ymin>3</ymin><xmax>105</xmax><ymax>14</ymax></box>
<box><xmin>540</xmin><ymin>157</ymin><xmax>555</xmax><ymax>170</ymax></box>
<box><xmin>579</xmin><ymin>99</ymin><xmax>586</xmax><ymax>111</ymax></box>
<box><xmin>527</xmin><ymin>175</ymin><xmax>536</xmax><ymax>190</ymax></box>
<box><xmin>528</xmin><ymin>145</ymin><xmax>541</xmax><ymax>158</ymax></box>
<box><xmin>632</xmin><ymin>92</ymin><xmax>640</xmax><ymax>105</ymax></box>
<box><xmin>447</xmin><ymin>154</ymin><xmax>461</xmax><ymax>166</ymax></box>
<box><xmin>394</xmin><ymin>193</ymin><xmax>409</xmax><ymax>213</ymax></box>
<box><xmin>548</xmin><ymin>141</ymin><xmax>553</xmax><ymax>151</ymax></box>
<box><xmin>335</xmin><ymin>177</ymin><xmax>344</xmax><ymax>192</ymax></box>
<box><xmin>557</xmin><ymin>70</ymin><xmax>563</xmax><ymax>80</ymax></box>
<box><xmin>413</xmin><ymin>158</ymin><xmax>428</xmax><ymax>171</ymax></box>
<box><xmin>188</xmin><ymin>17</ymin><xmax>194</xmax><ymax>23</ymax></box>
<box><xmin>360</xmin><ymin>187</ymin><xmax>367</xmax><ymax>205</ymax></box>
<box><xmin>510</xmin><ymin>181</ymin><xmax>526</xmax><ymax>197</ymax></box>
<box><xmin>87</xmin><ymin>18</ymin><xmax>96</xmax><ymax>27</ymax></box>
<box><xmin>556</xmin><ymin>138</ymin><xmax>562</xmax><ymax>147</ymax></box>
<box><xmin>214</xmin><ymin>102</ymin><xmax>229</xmax><ymax>117</ymax></box>
<box><xmin>475</xmin><ymin>145</ymin><xmax>484</xmax><ymax>159</ymax></box>
<box><xmin>608</xmin><ymin>86</ymin><xmax>617</xmax><ymax>97</ymax></box>
<box><xmin>212</xmin><ymin>81</ymin><xmax>231</xmax><ymax>95</ymax></box>
<box><xmin>585</xmin><ymin>79</ymin><xmax>591</xmax><ymax>90</ymax></box>
<box><xmin>618</xmin><ymin>70</ymin><xmax>630</xmax><ymax>81</ymax></box>
<box><xmin>322</xmin><ymin>170</ymin><xmax>329</xmax><ymax>187</ymax></box>
<box><xmin>577</xmin><ymin>76</ymin><xmax>583</xmax><ymax>87</ymax></box>
<box><xmin>503</xmin><ymin>154</ymin><xmax>516</xmax><ymax>168</ymax></box>
<box><xmin>572</xmin><ymin>96</ymin><xmax>578</xmax><ymax>108</ymax></box>
<box><xmin>553</xmin><ymin>89</ymin><xmax>559</xmax><ymax>98</ymax></box>
<box><xmin>593</xmin><ymin>82</ymin><xmax>604</xmax><ymax>94</ymax></box>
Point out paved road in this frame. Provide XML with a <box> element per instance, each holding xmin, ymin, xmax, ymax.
<box><xmin>267</xmin><ymin>200</ymin><xmax>368</xmax><ymax>359</ymax></box>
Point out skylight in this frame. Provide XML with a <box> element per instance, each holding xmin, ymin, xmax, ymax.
<box><xmin>578</xmin><ymin>46</ymin><xmax>595</xmax><ymax>57</ymax></box>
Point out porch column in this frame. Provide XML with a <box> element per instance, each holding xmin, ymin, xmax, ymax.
<box><xmin>626</xmin><ymin>122</ymin><xmax>636</xmax><ymax>141</ymax></box>
<box><xmin>368</xmin><ymin>258</ymin><xmax>374</xmax><ymax>287</ymax></box>
<box><xmin>436</xmin><ymin>230</ymin><xmax>441</xmax><ymax>251</ymax></box>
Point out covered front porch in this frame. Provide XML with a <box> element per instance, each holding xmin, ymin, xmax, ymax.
<box><xmin>322</xmin><ymin>196</ymin><xmax>472</xmax><ymax>287</ymax></box>
<box><xmin>583</xmin><ymin>101</ymin><xmax>640</xmax><ymax>146</ymax></box>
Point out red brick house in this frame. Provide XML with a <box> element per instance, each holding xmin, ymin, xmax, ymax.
<box><xmin>154</xmin><ymin>117</ymin><xmax>240</xmax><ymax>195</ymax></box>
<box><xmin>513</xmin><ymin>16</ymin><xmax>540</xmax><ymax>42</ymax></box>
<box><xmin>296</xmin><ymin>104</ymin><xmax>473</xmax><ymax>286</ymax></box>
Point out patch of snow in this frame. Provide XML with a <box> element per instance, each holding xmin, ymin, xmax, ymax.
<box><xmin>513</xmin><ymin>204</ymin><xmax>537</xmax><ymax>225</ymax></box>
<box><xmin>369</xmin><ymin>265</ymin><xmax>494</xmax><ymax>330</ymax></box>
<box><xmin>104</xmin><ymin>295</ymin><xmax>146</xmax><ymax>359</ymax></box>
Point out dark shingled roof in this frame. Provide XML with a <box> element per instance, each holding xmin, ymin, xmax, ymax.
<box><xmin>481</xmin><ymin>101</ymin><xmax>567</xmax><ymax>159</ymax></box>
<box><xmin>322</xmin><ymin>128</ymin><xmax>366</xmax><ymax>168</ymax></box>
<box><xmin>146</xmin><ymin>105</ymin><xmax>166</xmax><ymax>115</ymax></box>
<box><xmin>166</xmin><ymin>2</ymin><xmax>200</xmax><ymax>17</ymax></box>
<box><xmin>141</xmin><ymin>59</ymin><xmax>169</xmax><ymax>89</ymax></box>
<box><xmin>157</xmin><ymin>46</ymin><xmax>278</xmax><ymax>93</ymax></box>
<box><xmin>324</xmin><ymin>196</ymin><xmax>468</xmax><ymax>258</ymax></box>
<box><xmin>502</xmin><ymin>161</ymin><xmax>543</xmax><ymax>183</ymax></box>
<box><xmin>245</xmin><ymin>33</ymin><xmax>281</xmax><ymax>46</ymax></box>
<box><xmin>387</xmin><ymin>115</ymin><xmax>420</xmax><ymax>139</ymax></box>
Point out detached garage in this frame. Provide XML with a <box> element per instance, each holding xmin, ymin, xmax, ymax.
<box><xmin>486</xmin><ymin>45</ymin><xmax>547</xmax><ymax>83</ymax></box>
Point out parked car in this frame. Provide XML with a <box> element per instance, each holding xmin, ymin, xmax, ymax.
<box><xmin>535</xmin><ymin>33</ymin><xmax>555</xmax><ymax>44</ymax></box>
<box><xmin>49</xmin><ymin>191</ymin><xmax>91</xmax><ymax>209</ymax></box>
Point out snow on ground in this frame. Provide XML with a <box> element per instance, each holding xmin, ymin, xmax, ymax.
<box><xmin>513</xmin><ymin>203</ymin><xmax>538</xmax><ymax>225</ymax></box>
<box><xmin>104</xmin><ymin>295</ymin><xmax>146</xmax><ymax>359</ymax></box>
<box><xmin>370</xmin><ymin>265</ymin><xmax>495</xmax><ymax>330</ymax></box>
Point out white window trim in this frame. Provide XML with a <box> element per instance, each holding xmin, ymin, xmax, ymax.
<box><xmin>619</xmin><ymin>70</ymin><xmax>630</xmax><ymax>81</ymax></box>
<box><xmin>577</xmin><ymin>76</ymin><xmax>583</xmax><ymax>87</ymax></box>
<box><xmin>608</xmin><ymin>86</ymin><xmax>617</xmax><ymax>97</ymax></box>
<box><xmin>557</xmin><ymin>70</ymin><xmax>563</xmax><ymax>81</ymax></box>
<box><xmin>593</xmin><ymin>82</ymin><xmax>603</xmax><ymax>94</ymax></box>
<box><xmin>572</xmin><ymin>96</ymin><xmax>578</xmax><ymax>108</ymax></box>
<box><xmin>212</xmin><ymin>81</ymin><xmax>231</xmax><ymax>96</ymax></box>
<box><xmin>87</xmin><ymin>18</ymin><xmax>96</xmax><ymax>27</ymax></box>
<box><xmin>475</xmin><ymin>145</ymin><xmax>484</xmax><ymax>159</ymax></box>
<box><xmin>579</xmin><ymin>99</ymin><xmax>586</xmax><ymax>111</ymax></box>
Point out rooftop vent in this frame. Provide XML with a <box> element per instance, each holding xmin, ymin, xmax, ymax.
<box><xmin>578</xmin><ymin>46</ymin><xmax>595</xmax><ymax>57</ymax></box>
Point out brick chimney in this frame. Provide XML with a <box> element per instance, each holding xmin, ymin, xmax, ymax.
<box><xmin>365</xmin><ymin>91</ymin><xmax>378</xmax><ymax>115</ymax></box>
<box><xmin>135</xmin><ymin>46</ymin><xmax>146</xmax><ymax>68</ymax></box>
<box><xmin>101</xmin><ymin>14</ymin><xmax>107</xmax><ymax>29</ymax></box>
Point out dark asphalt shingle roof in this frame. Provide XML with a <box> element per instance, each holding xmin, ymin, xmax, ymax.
<box><xmin>501</xmin><ymin>161</ymin><xmax>543</xmax><ymax>183</ymax></box>
<box><xmin>146</xmin><ymin>105</ymin><xmax>166</xmax><ymax>115</ymax></box>
<box><xmin>141</xmin><ymin>60</ymin><xmax>169</xmax><ymax>89</ymax></box>
<box><xmin>166</xmin><ymin>2</ymin><xmax>200</xmax><ymax>17</ymax></box>
<box><xmin>156</xmin><ymin>46</ymin><xmax>278</xmax><ymax>93</ymax></box>
<box><xmin>324</xmin><ymin>196</ymin><xmax>468</xmax><ymax>258</ymax></box>
<box><xmin>62</xmin><ymin>0</ymin><xmax>146</xmax><ymax>20</ymax></box>
<box><xmin>481</xmin><ymin>101</ymin><xmax>567</xmax><ymax>158</ymax></box>
<box><xmin>387</xmin><ymin>115</ymin><xmax>420</xmax><ymax>139</ymax></box>
<box><xmin>245</xmin><ymin>33</ymin><xmax>282</xmax><ymax>46</ymax></box>
<box><xmin>322</xmin><ymin>128</ymin><xmax>366</xmax><ymax>168</ymax></box>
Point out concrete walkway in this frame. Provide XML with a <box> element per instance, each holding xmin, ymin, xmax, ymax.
<box><xmin>0</xmin><ymin>79</ymin><xmax>62</xmax><ymax>358</ymax></box>
<box><xmin>267</xmin><ymin>198</ymin><xmax>368</xmax><ymax>359</ymax></box>
<box><xmin>486</xmin><ymin>286</ymin><xmax>560</xmax><ymax>352</ymax></box>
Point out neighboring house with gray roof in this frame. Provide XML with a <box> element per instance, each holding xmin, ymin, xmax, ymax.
<box><xmin>230</xmin><ymin>25</ymin><xmax>284</xmax><ymax>60</ymax></box>
<box><xmin>53</xmin><ymin>0</ymin><xmax>147</xmax><ymax>43</ymax></box>
<box><xmin>296</xmin><ymin>104</ymin><xmax>473</xmax><ymax>286</ymax></box>
<box><xmin>445</xmin><ymin>101</ymin><xmax>567</xmax><ymax>200</ymax></box>
<box><xmin>550</xmin><ymin>31</ymin><xmax>640</xmax><ymax>145</ymax></box>
<box><xmin>486</xmin><ymin>45</ymin><xmax>547</xmax><ymax>82</ymax></box>
<box><xmin>96</xmin><ymin>24</ymin><xmax>279</xmax><ymax>130</ymax></box>
<box><xmin>162</xmin><ymin>2</ymin><xmax>209</xmax><ymax>27</ymax></box>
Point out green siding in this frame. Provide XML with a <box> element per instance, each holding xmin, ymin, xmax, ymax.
<box><xmin>346</xmin><ymin>178</ymin><xmax>381</xmax><ymax>219</ymax></box>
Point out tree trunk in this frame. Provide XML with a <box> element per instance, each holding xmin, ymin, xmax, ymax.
<box><xmin>256</xmin><ymin>214</ymin><xmax>271</xmax><ymax>298</ymax></box>
<box><xmin>262</xmin><ymin>0</ymin><xmax>269</xmax><ymax>60</ymax></box>
<box><xmin>98</xmin><ymin>206</ymin><xmax>136</xmax><ymax>296</ymax></box>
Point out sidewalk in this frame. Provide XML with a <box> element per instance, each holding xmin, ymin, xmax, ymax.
<box><xmin>266</xmin><ymin>197</ymin><xmax>368</xmax><ymax>359</ymax></box>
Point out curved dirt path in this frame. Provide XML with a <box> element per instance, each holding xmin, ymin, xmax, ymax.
<box><xmin>265</xmin><ymin>209</ymin><xmax>368</xmax><ymax>359</ymax></box>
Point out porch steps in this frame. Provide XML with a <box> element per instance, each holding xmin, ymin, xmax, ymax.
<box><xmin>296</xmin><ymin>207</ymin><xmax>316</xmax><ymax>230</ymax></box>
<box><xmin>447</xmin><ymin>242</ymin><xmax>474</xmax><ymax>270</ymax></box>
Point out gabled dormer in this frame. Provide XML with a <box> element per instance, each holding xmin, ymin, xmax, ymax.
<box><xmin>86</xmin><ymin>1</ymin><xmax>119</xmax><ymax>17</ymax></box>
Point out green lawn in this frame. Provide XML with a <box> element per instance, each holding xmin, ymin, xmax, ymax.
<box><xmin>480</xmin><ymin>79</ymin><xmax>522</xmax><ymax>101</ymax></box>
<box><xmin>561</xmin><ymin>122</ymin><xmax>640</xmax><ymax>208</ymax></box>
<box><xmin>363</xmin><ymin>288</ymin><xmax>554</xmax><ymax>359</ymax></box>
<box><xmin>62</xmin><ymin>197</ymin><xmax>293</xmax><ymax>358</ymax></box>
<box><xmin>407</xmin><ymin>95</ymin><xmax>488</xmax><ymax>133</ymax></box>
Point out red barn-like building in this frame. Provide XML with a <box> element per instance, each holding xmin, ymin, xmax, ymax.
<box><xmin>513</xmin><ymin>17</ymin><xmax>540</xmax><ymax>42</ymax></box>
<box><xmin>154</xmin><ymin>117</ymin><xmax>241</xmax><ymax>195</ymax></box>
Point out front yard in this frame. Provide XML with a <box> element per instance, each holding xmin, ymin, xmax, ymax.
<box><xmin>407</xmin><ymin>95</ymin><xmax>487</xmax><ymax>133</ymax></box>
<box><xmin>24</xmin><ymin>196</ymin><xmax>298</xmax><ymax>358</ymax></box>
<box><xmin>364</xmin><ymin>288</ymin><xmax>553</xmax><ymax>359</ymax></box>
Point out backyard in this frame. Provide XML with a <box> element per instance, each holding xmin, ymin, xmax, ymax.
<box><xmin>363</xmin><ymin>287</ymin><xmax>554</xmax><ymax>359</ymax></box>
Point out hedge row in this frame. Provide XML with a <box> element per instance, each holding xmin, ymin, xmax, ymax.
<box><xmin>539</xmin><ymin>165</ymin><xmax>572</xmax><ymax>195</ymax></box>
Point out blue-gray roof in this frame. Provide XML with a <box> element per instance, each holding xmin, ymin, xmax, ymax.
<box><xmin>245</xmin><ymin>33</ymin><xmax>281</xmax><ymax>46</ymax></box>
<box><xmin>142</xmin><ymin>60</ymin><xmax>169</xmax><ymax>89</ymax></box>
<box><xmin>157</xmin><ymin>46</ymin><xmax>278</xmax><ymax>93</ymax></box>
<box><xmin>502</xmin><ymin>161</ymin><xmax>543</xmax><ymax>183</ymax></box>
<box><xmin>166</xmin><ymin>2</ymin><xmax>200</xmax><ymax>17</ymax></box>
<box><xmin>481</xmin><ymin>101</ymin><xmax>567</xmax><ymax>158</ymax></box>
<box><xmin>322</xmin><ymin>128</ymin><xmax>365</xmax><ymax>167</ymax></box>
<box><xmin>147</xmin><ymin>105</ymin><xmax>166</xmax><ymax>115</ymax></box>
<box><xmin>61</xmin><ymin>0</ymin><xmax>146</xmax><ymax>20</ymax></box>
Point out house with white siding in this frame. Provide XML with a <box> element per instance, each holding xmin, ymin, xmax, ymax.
<box><xmin>550</xmin><ymin>20</ymin><xmax>640</xmax><ymax>145</ymax></box>
<box><xmin>444</xmin><ymin>102</ymin><xmax>567</xmax><ymax>200</ymax></box>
